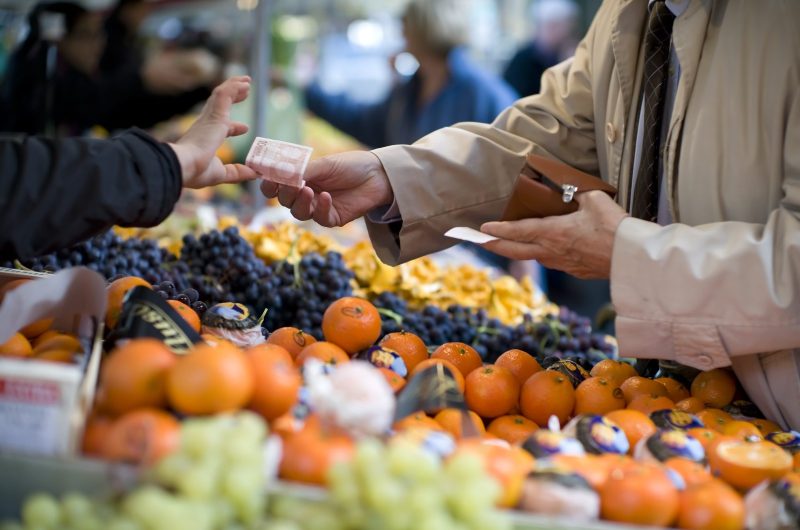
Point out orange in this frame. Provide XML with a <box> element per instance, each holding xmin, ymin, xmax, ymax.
<box><xmin>35</xmin><ymin>349</ymin><xmax>77</xmax><ymax>364</ymax></box>
<box><xmin>494</xmin><ymin>349</ymin><xmax>542</xmax><ymax>386</ymax></box>
<box><xmin>750</xmin><ymin>418</ymin><xmax>782</xmax><ymax>437</ymax></box>
<box><xmin>688</xmin><ymin>427</ymin><xmax>723</xmax><ymax>453</ymax></box>
<box><xmin>574</xmin><ymin>376</ymin><xmax>626</xmax><ymax>416</ymax></box>
<box><xmin>247</xmin><ymin>345</ymin><xmax>301</xmax><ymax>421</ymax></box>
<box><xmin>271</xmin><ymin>412</ymin><xmax>303</xmax><ymax>439</ymax></box>
<box><xmin>166</xmin><ymin>300</ymin><xmax>201</xmax><ymax>333</ymax></box>
<box><xmin>657</xmin><ymin>377</ymin><xmax>691</xmax><ymax>403</ymax></box>
<box><xmin>665</xmin><ymin>457</ymin><xmax>713</xmax><ymax>487</ymax></box>
<box><xmin>106</xmin><ymin>276</ymin><xmax>151</xmax><ymax>329</ymax></box>
<box><xmin>722</xmin><ymin>420</ymin><xmax>764</xmax><ymax>440</ymax></box>
<box><xmin>0</xmin><ymin>332</ymin><xmax>33</xmax><ymax>358</ymax></box>
<box><xmin>81</xmin><ymin>414</ymin><xmax>114</xmax><ymax>457</ymax></box>
<box><xmin>321</xmin><ymin>297</ymin><xmax>381</xmax><ymax>355</ymax></box>
<box><xmin>627</xmin><ymin>394</ymin><xmax>675</xmax><ymax>415</ymax></box>
<box><xmin>464</xmin><ymin>365</ymin><xmax>519</xmax><ymax>419</ymax></box>
<box><xmin>708</xmin><ymin>438</ymin><xmax>793</xmax><ymax>491</ymax></box>
<box><xmin>453</xmin><ymin>439</ymin><xmax>530</xmax><ymax>507</ymax></box>
<box><xmin>393</xmin><ymin>411</ymin><xmax>444</xmax><ymax>432</ymax></box>
<box><xmin>431</xmin><ymin>342</ymin><xmax>482</xmax><ymax>378</ymax></box>
<box><xmin>590</xmin><ymin>359</ymin><xmax>638</xmax><ymax>385</ymax></box>
<box><xmin>620</xmin><ymin>376</ymin><xmax>669</xmax><ymax>403</ymax></box>
<box><xmin>677</xmin><ymin>479</ymin><xmax>745</xmax><ymax>530</ymax></box>
<box><xmin>487</xmin><ymin>415</ymin><xmax>538</xmax><ymax>445</ymax></box>
<box><xmin>550</xmin><ymin>453</ymin><xmax>614</xmax><ymax>490</ymax></box>
<box><xmin>410</xmin><ymin>357</ymin><xmax>465</xmax><ymax>393</ymax></box>
<box><xmin>295</xmin><ymin>341</ymin><xmax>350</xmax><ymax>366</ymax></box>
<box><xmin>691</xmin><ymin>369</ymin><xmax>737</xmax><ymax>409</ymax></box>
<box><xmin>32</xmin><ymin>333</ymin><xmax>81</xmax><ymax>355</ymax></box>
<box><xmin>795</xmin><ymin>452</ymin><xmax>800</xmax><ymax>472</ymax></box>
<box><xmin>600</xmin><ymin>461</ymin><xmax>680</xmax><ymax>526</ymax></box>
<box><xmin>378</xmin><ymin>367</ymin><xmax>407</xmax><ymax>393</ymax></box>
<box><xmin>267</xmin><ymin>327</ymin><xmax>317</xmax><ymax>360</ymax></box>
<box><xmin>97</xmin><ymin>338</ymin><xmax>176</xmax><ymax>416</ymax></box>
<box><xmin>519</xmin><ymin>370</ymin><xmax>575</xmax><ymax>427</ymax></box>
<box><xmin>20</xmin><ymin>318</ymin><xmax>54</xmax><ymax>339</ymax></box>
<box><xmin>605</xmin><ymin>409</ymin><xmax>657</xmax><ymax>454</ymax></box>
<box><xmin>697</xmin><ymin>408</ymin><xmax>733</xmax><ymax>433</ymax></box>
<box><xmin>0</xmin><ymin>279</ymin><xmax>30</xmax><ymax>302</ymax></box>
<box><xmin>166</xmin><ymin>341</ymin><xmax>254</xmax><ymax>415</ymax></box>
<box><xmin>278</xmin><ymin>417</ymin><xmax>355</xmax><ymax>485</ymax></box>
<box><xmin>379</xmin><ymin>331</ymin><xmax>429</xmax><ymax>374</ymax></box>
<box><xmin>32</xmin><ymin>330</ymin><xmax>60</xmax><ymax>349</ymax></box>
<box><xmin>103</xmin><ymin>408</ymin><xmax>180</xmax><ymax>465</ymax></box>
<box><xmin>434</xmin><ymin>408</ymin><xmax>485</xmax><ymax>439</ymax></box>
<box><xmin>676</xmin><ymin>397</ymin><xmax>706</xmax><ymax>414</ymax></box>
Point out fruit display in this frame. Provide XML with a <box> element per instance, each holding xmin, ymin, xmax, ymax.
<box><xmin>2</xmin><ymin>227</ymin><xmax>799</xmax><ymax>530</ymax></box>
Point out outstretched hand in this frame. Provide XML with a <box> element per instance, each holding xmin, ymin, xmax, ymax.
<box><xmin>260</xmin><ymin>151</ymin><xmax>394</xmax><ymax>227</ymax></box>
<box><xmin>169</xmin><ymin>76</ymin><xmax>259</xmax><ymax>189</ymax></box>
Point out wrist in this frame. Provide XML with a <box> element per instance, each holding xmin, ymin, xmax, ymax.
<box><xmin>168</xmin><ymin>143</ymin><xmax>194</xmax><ymax>186</ymax></box>
<box><xmin>368</xmin><ymin>152</ymin><xmax>395</xmax><ymax>207</ymax></box>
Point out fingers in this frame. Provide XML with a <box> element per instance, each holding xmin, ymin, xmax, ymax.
<box><xmin>481</xmin><ymin>239</ymin><xmax>545</xmax><ymax>261</ymax></box>
<box><xmin>277</xmin><ymin>184</ymin><xmax>301</xmax><ymax>207</ymax></box>
<box><xmin>222</xmin><ymin>164</ymin><xmax>259</xmax><ymax>184</ymax></box>
<box><xmin>261</xmin><ymin>180</ymin><xmax>278</xmax><ymax>198</ymax></box>
<box><xmin>289</xmin><ymin>187</ymin><xmax>316</xmax><ymax>221</ymax></box>
<box><xmin>207</xmin><ymin>78</ymin><xmax>251</xmax><ymax>119</ymax></box>
<box><xmin>314</xmin><ymin>191</ymin><xmax>340</xmax><ymax>227</ymax></box>
<box><xmin>228</xmin><ymin>121</ymin><xmax>249</xmax><ymax>137</ymax></box>
<box><xmin>481</xmin><ymin>219</ymin><xmax>543</xmax><ymax>242</ymax></box>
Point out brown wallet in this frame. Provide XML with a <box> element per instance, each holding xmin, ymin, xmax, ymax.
<box><xmin>500</xmin><ymin>154</ymin><xmax>617</xmax><ymax>221</ymax></box>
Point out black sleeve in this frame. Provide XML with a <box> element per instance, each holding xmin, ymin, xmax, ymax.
<box><xmin>0</xmin><ymin>129</ymin><xmax>182</xmax><ymax>260</ymax></box>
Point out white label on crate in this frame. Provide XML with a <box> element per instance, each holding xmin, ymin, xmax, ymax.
<box><xmin>0</xmin><ymin>379</ymin><xmax>62</xmax><ymax>454</ymax></box>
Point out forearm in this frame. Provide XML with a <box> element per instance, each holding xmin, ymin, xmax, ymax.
<box><xmin>611</xmin><ymin>211</ymin><xmax>800</xmax><ymax>369</ymax></box>
<box><xmin>0</xmin><ymin>130</ymin><xmax>181</xmax><ymax>259</ymax></box>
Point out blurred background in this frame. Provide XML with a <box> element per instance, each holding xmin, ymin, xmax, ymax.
<box><xmin>0</xmin><ymin>0</ymin><xmax>607</xmax><ymax>320</ymax></box>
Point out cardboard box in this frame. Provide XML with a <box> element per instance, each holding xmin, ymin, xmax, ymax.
<box><xmin>0</xmin><ymin>267</ymin><xmax>106</xmax><ymax>457</ymax></box>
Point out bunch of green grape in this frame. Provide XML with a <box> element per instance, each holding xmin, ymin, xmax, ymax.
<box><xmin>264</xmin><ymin>439</ymin><xmax>512</xmax><ymax>530</ymax></box>
<box><xmin>2</xmin><ymin>412</ymin><xmax>268</xmax><ymax>530</ymax></box>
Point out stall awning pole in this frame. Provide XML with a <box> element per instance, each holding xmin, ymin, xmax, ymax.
<box><xmin>249</xmin><ymin>0</ymin><xmax>272</xmax><ymax>196</ymax></box>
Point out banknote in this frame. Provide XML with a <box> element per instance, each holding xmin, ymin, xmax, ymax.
<box><xmin>245</xmin><ymin>137</ymin><xmax>313</xmax><ymax>188</ymax></box>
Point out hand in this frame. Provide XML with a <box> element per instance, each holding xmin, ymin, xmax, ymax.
<box><xmin>480</xmin><ymin>191</ymin><xmax>629</xmax><ymax>279</ymax></box>
<box><xmin>260</xmin><ymin>151</ymin><xmax>394</xmax><ymax>227</ymax></box>
<box><xmin>141</xmin><ymin>49</ymin><xmax>220</xmax><ymax>95</ymax></box>
<box><xmin>169</xmin><ymin>76</ymin><xmax>259</xmax><ymax>189</ymax></box>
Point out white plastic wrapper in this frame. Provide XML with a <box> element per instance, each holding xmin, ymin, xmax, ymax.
<box><xmin>444</xmin><ymin>226</ymin><xmax>498</xmax><ymax>244</ymax></box>
<box><xmin>200</xmin><ymin>325</ymin><xmax>264</xmax><ymax>349</ymax></box>
<box><xmin>246</xmin><ymin>137</ymin><xmax>312</xmax><ymax>188</ymax></box>
<box><xmin>304</xmin><ymin>360</ymin><xmax>395</xmax><ymax>438</ymax></box>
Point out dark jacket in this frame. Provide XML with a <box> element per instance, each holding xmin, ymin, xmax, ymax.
<box><xmin>0</xmin><ymin>129</ymin><xmax>181</xmax><ymax>259</ymax></box>
<box><xmin>502</xmin><ymin>41</ymin><xmax>560</xmax><ymax>98</ymax></box>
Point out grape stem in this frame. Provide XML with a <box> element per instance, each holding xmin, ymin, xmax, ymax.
<box><xmin>376</xmin><ymin>307</ymin><xmax>404</xmax><ymax>324</ymax></box>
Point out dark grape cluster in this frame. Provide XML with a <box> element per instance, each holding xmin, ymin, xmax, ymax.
<box><xmin>372</xmin><ymin>291</ymin><xmax>615</xmax><ymax>369</ymax></box>
<box><xmin>152</xmin><ymin>282</ymin><xmax>208</xmax><ymax>317</ymax></box>
<box><xmin>259</xmin><ymin>251</ymin><xmax>355</xmax><ymax>339</ymax></box>
<box><xmin>1</xmin><ymin>231</ymin><xmax>175</xmax><ymax>282</ymax></box>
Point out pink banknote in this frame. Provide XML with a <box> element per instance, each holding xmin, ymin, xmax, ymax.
<box><xmin>245</xmin><ymin>137</ymin><xmax>313</xmax><ymax>188</ymax></box>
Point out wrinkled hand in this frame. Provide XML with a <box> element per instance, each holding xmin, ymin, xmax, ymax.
<box><xmin>260</xmin><ymin>151</ymin><xmax>394</xmax><ymax>227</ymax></box>
<box><xmin>169</xmin><ymin>76</ymin><xmax>259</xmax><ymax>189</ymax></box>
<box><xmin>480</xmin><ymin>191</ymin><xmax>629</xmax><ymax>279</ymax></box>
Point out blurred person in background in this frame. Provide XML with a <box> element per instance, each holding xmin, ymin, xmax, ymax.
<box><xmin>0</xmin><ymin>0</ymin><xmax>219</xmax><ymax>136</ymax></box>
<box><xmin>302</xmin><ymin>0</ymin><xmax>518</xmax><ymax>149</ymax></box>
<box><xmin>503</xmin><ymin>0</ymin><xmax>579</xmax><ymax>97</ymax></box>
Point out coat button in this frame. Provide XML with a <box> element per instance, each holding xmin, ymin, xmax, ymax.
<box><xmin>605</xmin><ymin>122</ymin><xmax>617</xmax><ymax>143</ymax></box>
<box><xmin>696</xmin><ymin>354</ymin><xmax>713</xmax><ymax>368</ymax></box>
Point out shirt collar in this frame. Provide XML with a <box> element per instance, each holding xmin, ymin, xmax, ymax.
<box><xmin>648</xmin><ymin>0</ymin><xmax>691</xmax><ymax>17</ymax></box>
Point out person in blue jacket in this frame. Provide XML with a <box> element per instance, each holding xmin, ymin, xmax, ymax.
<box><xmin>303</xmin><ymin>0</ymin><xmax>518</xmax><ymax>149</ymax></box>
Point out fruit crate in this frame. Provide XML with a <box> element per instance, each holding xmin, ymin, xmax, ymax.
<box><xmin>0</xmin><ymin>268</ymin><xmax>105</xmax><ymax>458</ymax></box>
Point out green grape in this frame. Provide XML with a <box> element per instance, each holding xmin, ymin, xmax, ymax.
<box><xmin>362</xmin><ymin>475</ymin><xmax>403</xmax><ymax>514</ymax></box>
<box><xmin>406</xmin><ymin>486</ymin><xmax>444</xmax><ymax>520</ymax></box>
<box><xmin>300</xmin><ymin>505</ymin><xmax>345</xmax><ymax>530</ymax></box>
<box><xmin>21</xmin><ymin>493</ymin><xmax>61</xmax><ymax>529</ymax></box>
<box><xmin>257</xmin><ymin>520</ymin><xmax>301</xmax><ymax>530</ymax></box>
<box><xmin>60</xmin><ymin>493</ymin><xmax>94</xmax><ymax>526</ymax></box>
<box><xmin>447</xmin><ymin>479</ymin><xmax>501</xmax><ymax>520</ymax></box>
<box><xmin>328</xmin><ymin>462</ymin><xmax>360</xmax><ymax>507</ymax></box>
<box><xmin>353</xmin><ymin>439</ymin><xmax>383</xmax><ymax>476</ymax></box>
<box><xmin>222</xmin><ymin>467</ymin><xmax>265</xmax><ymax>524</ymax></box>
<box><xmin>153</xmin><ymin>453</ymin><xmax>194</xmax><ymax>487</ymax></box>
<box><xmin>176</xmin><ymin>460</ymin><xmax>221</xmax><ymax>500</ymax></box>
<box><xmin>464</xmin><ymin>510</ymin><xmax>513</xmax><ymax>530</ymax></box>
<box><xmin>180</xmin><ymin>419</ymin><xmax>225</xmax><ymax>459</ymax></box>
<box><xmin>267</xmin><ymin>495</ymin><xmax>308</xmax><ymax>521</ymax></box>
<box><xmin>209</xmin><ymin>499</ymin><xmax>236</xmax><ymax>528</ymax></box>
<box><xmin>231</xmin><ymin>411</ymin><xmax>267</xmax><ymax>445</ymax></box>
<box><xmin>416</xmin><ymin>511</ymin><xmax>458</xmax><ymax>530</ymax></box>
<box><xmin>223</xmin><ymin>437</ymin><xmax>263</xmax><ymax>466</ymax></box>
<box><xmin>105</xmin><ymin>517</ymin><xmax>143</xmax><ymax>530</ymax></box>
<box><xmin>444</xmin><ymin>454</ymin><xmax>485</xmax><ymax>484</ymax></box>
<box><xmin>387</xmin><ymin>442</ymin><xmax>440</xmax><ymax>483</ymax></box>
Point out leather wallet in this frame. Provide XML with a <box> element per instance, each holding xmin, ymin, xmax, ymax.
<box><xmin>500</xmin><ymin>154</ymin><xmax>617</xmax><ymax>221</ymax></box>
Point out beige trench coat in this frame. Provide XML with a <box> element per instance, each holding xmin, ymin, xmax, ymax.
<box><xmin>365</xmin><ymin>0</ymin><xmax>800</xmax><ymax>429</ymax></box>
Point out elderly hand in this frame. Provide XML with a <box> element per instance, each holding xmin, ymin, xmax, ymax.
<box><xmin>480</xmin><ymin>191</ymin><xmax>629</xmax><ymax>279</ymax></box>
<box><xmin>260</xmin><ymin>151</ymin><xmax>394</xmax><ymax>227</ymax></box>
<box><xmin>169</xmin><ymin>76</ymin><xmax>259</xmax><ymax>189</ymax></box>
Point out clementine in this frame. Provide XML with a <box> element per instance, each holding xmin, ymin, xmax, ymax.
<box><xmin>464</xmin><ymin>365</ymin><xmax>519</xmax><ymax>419</ymax></box>
<box><xmin>434</xmin><ymin>408</ymin><xmax>485</xmax><ymax>439</ymax></box>
<box><xmin>106</xmin><ymin>276</ymin><xmax>151</xmax><ymax>329</ymax></box>
<box><xmin>410</xmin><ymin>358</ymin><xmax>465</xmax><ymax>393</ymax></box>
<box><xmin>378</xmin><ymin>367</ymin><xmax>407</xmax><ymax>393</ymax></box>
<box><xmin>519</xmin><ymin>370</ymin><xmax>575</xmax><ymax>427</ymax></box>
<box><xmin>166</xmin><ymin>300</ymin><xmax>201</xmax><ymax>333</ymax></box>
<box><xmin>600</xmin><ymin>461</ymin><xmax>680</xmax><ymax>526</ymax></box>
<box><xmin>278</xmin><ymin>418</ymin><xmax>355</xmax><ymax>485</ymax></box>
<box><xmin>620</xmin><ymin>376</ymin><xmax>669</xmax><ymax>403</ymax></box>
<box><xmin>676</xmin><ymin>397</ymin><xmax>706</xmax><ymax>414</ymax></box>
<box><xmin>379</xmin><ymin>331</ymin><xmax>429</xmax><ymax>373</ymax></box>
<box><xmin>267</xmin><ymin>327</ymin><xmax>317</xmax><ymax>360</ymax></box>
<box><xmin>0</xmin><ymin>332</ymin><xmax>32</xmax><ymax>358</ymax></box>
<box><xmin>295</xmin><ymin>341</ymin><xmax>350</xmax><ymax>366</ymax></box>
<box><xmin>494</xmin><ymin>349</ymin><xmax>542</xmax><ymax>387</ymax></box>
<box><xmin>486</xmin><ymin>415</ymin><xmax>538</xmax><ymax>445</ymax></box>
<box><xmin>103</xmin><ymin>408</ymin><xmax>180</xmax><ymax>465</ymax></box>
<box><xmin>626</xmin><ymin>394</ymin><xmax>675</xmax><ymax>415</ymax></box>
<box><xmin>691</xmin><ymin>369</ymin><xmax>737</xmax><ymax>409</ymax></box>
<box><xmin>574</xmin><ymin>376</ymin><xmax>626</xmax><ymax>416</ymax></box>
<box><xmin>431</xmin><ymin>342</ymin><xmax>482</xmax><ymax>378</ymax></box>
<box><xmin>656</xmin><ymin>377</ymin><xmax>692</xmax><ymax>403</ymax></box>
<box><xmin>590</xmin><ymin>359</ymin><xmax>638</xmax><ymax>385</ymax></box>
<box><xmin>605</xmin><ymin>409</ymin><xmax>657</xmax><ymax>454</ymax></box>
<box><xmin>247</xmin><ymin>346</ymin><xmax>301</xmax><ymax>421</ymax></box>
<box><xmin>677</xmin><ymin>479</ymin><xmax>745</xmax><ymax>530</ymax></box>
<box><xmin>321</xmin><ymin>297</ymin><xmax>381</xmax><ymax>354</ymax></box>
